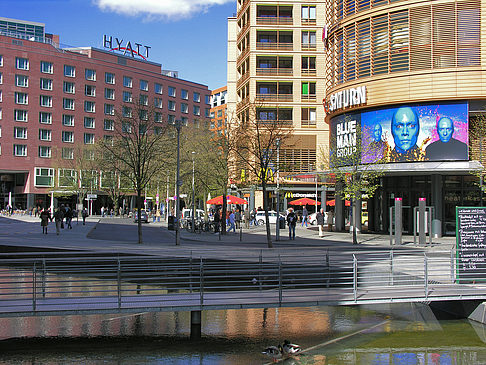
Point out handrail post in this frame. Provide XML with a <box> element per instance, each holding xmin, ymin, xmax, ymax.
<box><xmin>450</xmin><ymin>249</ymin><xmax>455</xmax><ymax>283</ymax></box>
<box><xmin>42</xmin><ymin>259</ymin><xmax>46</xmax><ymax>298</ymax></box>
<box><xmin>200</xmin><ymin>257</ymin><xmax>204</xmax><ymax>306</ymax></box>
<box><xmin>117</xmin><ymin>259</ymin><xmax>121</xmax><ymax>309</ymax></box>
<box><xmin>424</xmin><ymin>253</ymin><xmax>428</xmax><ymax>300</ymax></box>
<box><xmin>353</xmin><ymin>254</ymin><xmax>357</xmax><ymax>302</ymax></box>
<box><xmin>278</xmin><ymin>255</ymin><xmax>282</xmax><ymax>305</ymax></box>
<box><xmin>326</xmin><ymin>249</ymin><xmax>330</xmax><ymax>288</ymax></box>
<box><xmin>390</xmin><ymin>250</ymin><xmax>394</xmax><ymax>286</ymax></box>
<box><xmin>32</xmin><ymin>262</ymin><xmax>37</xmax><ymax>311</ymax></box>
<box><xmin>259</xmin><ymin>250</ymin><xmax>263</xmax><ymax>291</ymax></box>
<box><xmin>190</xmin><ymin>251</ymin><xmax>193</xmax><ymax>293</ymax></box>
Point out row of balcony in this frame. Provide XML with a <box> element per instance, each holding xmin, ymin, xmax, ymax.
<box><xmin>254</xmin><ymin>94</ymin><xmax>317</xmax><ymax>102</ymax></box>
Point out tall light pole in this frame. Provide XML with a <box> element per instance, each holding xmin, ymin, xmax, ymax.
<box><xmin>275</xmin><ymin>138</ymin><xmax>280</xmax><ymax>241</ymax></box>
<box><xmin>173</xmin><ymin>120</ymin><xmax>182</xmax><ymax>246</ymax></box>
<box><xmin>192</xmin><ymin>151</ymin><xmax>196</xmax><ymax>232</ymax></box>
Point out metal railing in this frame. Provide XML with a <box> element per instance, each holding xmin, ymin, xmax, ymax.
<box><xmin>0</xmin><ymin>248</ymin><xmax>485</xmax><ymax>316</ymax></box>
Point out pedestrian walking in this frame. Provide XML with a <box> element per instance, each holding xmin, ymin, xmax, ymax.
<box><xmin>53</xmin><ymin>208</ymin><xmax>64</xmax><ymax>235</ymax></box>
<box><xmin>235</xmin><ymin>208</ymin><xmax>241</xmax><ymax>230</ymax></box>
<box><xmin>250</xmin><ymin>208</ymin><xmax>256</xmax><ymax>226</ymax></box>
<box><xmin>244</xmin><ymin>208</ymin><xmax>250</xmax><ymax>229</ymax></box>
<box><xmin>213</xmin><ymin>208</ymin><xmax>221</xmax><ymax>234</ymax></box>
<box><xmin>65</xmin><ymin>207</ymin><xmax>73</xmax><ymax>229</ymax></box>
<box><xmin>327</xmin><ymin>208</ymin><xmax>334</xmax><ymax>232</ymax></box>
<box><xmin>287</xmin><ymin>208</ymin><xmax>297</xmax><ymax>240</ymax></box>
<box><xmin>316</xmin><ymin>208</ymin><xmax>325</xmax><ymax>237</ymax></box>
<box><xmin>82</xmin><ymin>207</ymin><xmax>88</xmax><ymax>225</ymax></box>
<box><xmin>301</xmin><ymin>206</ymin><xmax>308</xmax><ymax>227</ymax></box>
<box><xmin>40</xmin><ymin>208</ymin><xmax>51</xmax><ymax>234</ymax></box>
<box><xmin>227</xmin><ymin>210</ymin><xmax>236</xmax><ymax>233</ymax></box>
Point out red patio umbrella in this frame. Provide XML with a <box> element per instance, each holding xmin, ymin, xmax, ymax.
<box><xmin>326</xmin><ymin>199</ymin><xmax>351</xmax><ymax>206</ymax></box>
<box><xmin>289</xmin><ymin>197</ymin><xmax>321</xmax><ymax>206</ymax></box>
<box><xmin>206</xmin><ymin>195</ymin><xmax>248</xmax><ymax>205</ymax></box>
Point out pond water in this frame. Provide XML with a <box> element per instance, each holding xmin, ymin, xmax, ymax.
<box><xmin>0</xmin><ymin>303</ymin><xmax>485</xmax><ymax>364</ymax></box>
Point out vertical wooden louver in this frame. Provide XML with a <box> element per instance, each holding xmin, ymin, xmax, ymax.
<box><xmin>357</xmin><ymin>19</ymin><xmax>371</xmax><ymax>77</ymax></box>
<box><xmin>433</xmin><ymin>3</ymin><xmax>456</xmax><ymax>68</ymax></box>
<box><xmin>457</xmin><ymin>0</ymin><xmax>480</xmax><ymax>66</ymax></box>
<box><xmin>389</xmin><ymin>10</ymin><xmax>409</xmax><ymax>72</ymax></box>
<box><xmin>410</xmin><ymin>6</ymin><xmax>432</xmax><ymax>71</ymax></box>
<box><xmin>372</xmin><ymin>15</ymin><xmax>389</xmax><ymax>75</ymax></box>
<box><xmin>345</xmin><ymin>24</ymin><xmax>356</xmax><ymax>80</ymax></box>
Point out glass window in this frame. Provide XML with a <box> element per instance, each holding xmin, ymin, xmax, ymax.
<box><xmin>0</xmin><ymin>55</ymin><xmax>2</xmax><ymax>66</ymax></box>
<box><xmin>104</xmin><ymin>104</ymin><xmax>114</xmax><ymax>115</ymax></box>
<box><xmin>41</xmin><ymin>61</ymin><xmax>53</xmax><ymax>74</ymax></box>
<box><xmin>62</xmin><ymin>148</ymin><xmax>73</xmax><ymax>160</ymax></box>
<box><xmin>14</xmin><ymin>110</ymin><xmax>28</xmax><ymax>122</ymax></box>
<box><xmin>154</xmin><ymin>112</ymin><xmax>163</xmax><ymax>123</ymax></box>
<box><xmin>123</xmin><ymin>76</ymin><xmax>132</xmax><ymax>88</ymax></box>
<box><xmin>62</xmin><ymin>131</ymin><xmax>74</xmax><ymax>143</ymax></box>
<box><xmin>122</xmin><ymin>106</ymin><xmax>132</xmax><ymax>117</ymax></box>
<box><xmin>193</xmin><ymin>105</ymin><xmax>200</xmax><ymax>116</ymax></box>
<box><xmin>84</xmin><ymin>117</ymin><xmax>95</xmax><ymax>129</ymax></box>
<box><xmin>205</xmin><ymin>95</ymin><xmax>210</xmax><ymax>105</ymax></box>
<box><xmin>301</xmin><ymin>82</ymin><xmax>316</xmax><ymax>95</ymax></box>
<box><xmin>39</xmin><ymin>112</ymin><xmax>52</xmax><ymax>124</ymax></box>
<box><xmin>63</xmin><ymin>98</ymin><xmax>75</xmax><ymax>110</ymax></box>
<box><xmin>62</xmin><ymin>114</ymin><xmax>74</xmax><ymax>127</ymax></box>
<box><xmin>168</xmin><ymin>114</ymin><xmax>175</xmax><ymax>123</ymax></box>
<box><xmin>16</xmin><ymin>57</ymin><xmax>29</xmax><ymax>70</ymax></box>
<box><xmin>39</xmin><ymin>129</ymin><xmax>51</xmax><ymax>141</ymax></box>
<box><xmin>40</xmin><ymin>95</ymin><xmax>52</xmax><ymax>107</ymax></box>
<box><xmin>14</xmin><ymin>127</ymin><xmax>27</xmax><ymax>139</ymax></box>
<box><xmin>168</xmin><ymin>86</ymin><xmax>176</xmax><ymax>97</ymax></box>
<box><xmin>139</xmin><ymin>94</ymin><xmax>148</xmax><ymax>106</ymax></box>
<box><xmin>139</xmin><ymin>109</ymin><xmax>148</xmax><ymax>121</ymax></box>
<box><xmin>105</xmin><ymin>88</ymin><xmax>115</xmax><ymax>100</ymax></box>
<box><xmin>64</xmin><ymin>65</ymin><xmax>75</xmax><ymax>77</ymax></box>
<box><xmin>63</xmin><ymin>81</ymin><xmax>75</xmax><ymax>94</ymax></box>
<box><xmin>85</xmin><ymin>69</ymin><xmax>96</xmax><ymax>81</ymax></box>
<box><xmin>302</xmin><ymin>31</ymin><xmax>316</xmax><ymax>46</ymax></box>
<box><xmin>302</xmin><ymin>6</ymin><xmax>316</xmax><ymax>20</ymax></box>
<box><xmin>155</xmin><ymin>83</ymin><xmax>163</xmax><ymax>94</ymax></box>
<box><xmin>181</xmin><ymin>89</ymin><xmax>188</xmax><ymax>99</ymax></box>
<box><xmin>84</xmin><ymin>133</ymin><xmax>95</xmax><ymax>144</ymax></box>
<box><xmin>168</xmin><ymin>100</ymin><xmax>176</xmax><ymax>111</ymax></box>
<box><xmin>123</xmin><ymin>91</ymin><xmax>132</xmax><ymax>103</ymax></box>
<box><xmin>14</xmin><ymin>144</ymin><xmax>27</xmax><ymax>156</ymax></box>
<box><xmin>15</xmin><ymin>92</ymin><xmax>28</xmax><ymax>105</ymax></box>
<box><xmin>40</xmin><ymin>78</ymin><xmax>52</xmax><ymax>90</ymax></box>
<box><xmin>140</xmin><ymin>79</ymin><xmax>148</xmax><ymax>91</ymax></box>
<box><xmin>0</xmin><ymin>72</ymin><xmax>2</xmax><ymax>84</ymax></box>
<box><xmin>85</xmin><ymin>85</ymin><xmax>96</xmax><ymax>97</ymax></box>
<box><xmin>38</xmin><ymin>146</ymin><xmax>51</xmax><ymax>158</ymax></box>
<box><xmin>84</xmin><ymin>101</ymin><xmax>95</xmax><ymax>113</ymax></box>
<box><xmin>15</xmin><ymin>75</ymin><xmax>28</xmax><ymax>87</ymax></box>
<box><xmin>154</xmin><ymin>97</ymin><xmax>163</xmax><ymax>109</ymax></box>
<box><xmin>205</xmin><ymin>108</ymin><xmax>210</xmax><ymax>117</ymax></box>
<box><xmin>193</xmin><ymin>92</ymin><xmax>200</xmax><ymax>102</ymax></box>
<box><xmin>181</xmin><ymin>103</ymin><xmax>188</xmax><ymax>114</ymax></box>
<box><xmin>104</xmin><ymin>119</ymin><xmax>114</xmax><ymax>131</ymax></box>
<box><xmin>35</xmin><ymin>167</ymin><xmax>54</xmax><ymax>186</ymax></box>
<box><xmin>105</xmin><ymin>72</ymin><xmax>115</xmax><ymax>84</ymax></box>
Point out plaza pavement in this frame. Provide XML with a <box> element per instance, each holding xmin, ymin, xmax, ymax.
<box><xmin>0</xmin><ymin>213</ymin><xmax>456</xmax><ymax>254</ymax></box>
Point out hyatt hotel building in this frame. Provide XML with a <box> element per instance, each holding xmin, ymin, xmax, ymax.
<box><xmin>325</xmin><ymin>0</ymin><xmax>485</xmax><ymax>235</ymax></box>
<box><xmin>0</xmin><ymin>17</ymin><xmax>210</xmax><ymax>211</ymax></box>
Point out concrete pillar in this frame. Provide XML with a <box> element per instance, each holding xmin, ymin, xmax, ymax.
<box><xmin>419</xmin><ymin>198</ymin><xmax>426</xmax><ymax>245</ymax></box>
<box><xmin>26</xmin><ymin>193</ymin><xmax>35</xmax><ymax>210</ymax></box>
<box><xmin>335</xmin><ymin>182</ymin><xmax>344</xmax><ymax>231</ymax></box>
<box><xmin>190</xmin><ymin>310</ymin><xmax>202</xmax><ymax>340</ymax></box>
<box><xmin>249</xmin><ymin>187</ymin><xmax>255</xmax><ymax>212</ymax></box>
<box><xmin>395</xmin><ymin>198</ymin><xmax>402</xmax><ymax>245</ymax></box>
<box><xmin>321</xmin><ymin>189</ymin><xmax>326</xmax><ymax>207</ymax></box>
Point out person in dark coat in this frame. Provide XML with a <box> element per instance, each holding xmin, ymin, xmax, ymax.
<box><xmin>53</xmin><ymin>208</ymin><xmax>64</xmax><ymax>235</ymax></box>
<box><xmin>213</xmin><ymin>208</ymin><xmax>221</xmax><ymax>233</ymax></box>
<box><xmin>316</xmin><ymin>208</ymin><xmax>325</xmax><ymax>238</ymax></box>
<box><xmin>40</xmin><ymin>208</ymin><xmax>51</xmax><ymax>234</ymax></box>
<box><xmin>286</xmin><ymin>208</ymin><xmax>297</xmax><ymax>240</ymax></box>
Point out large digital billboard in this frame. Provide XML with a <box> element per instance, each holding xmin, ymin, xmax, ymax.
<box><xmin>330</xmin><ymin>102</ymin><xmax>469</xmax><ymax>165</ymax></box>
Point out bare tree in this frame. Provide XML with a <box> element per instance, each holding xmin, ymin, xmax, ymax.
<box><xmin>323</xmin><ymin>115</ymin><xmax>386</xmax><ymax>244</ymax></box>
<box><xmin>54</xmin><ymin>144</ymin><xmax>99</xmax><ymax>208</ymax></box>
<box><xmin>229</xmin><ymin>101</ymin><xmax>294</xmax><ymax>248</ymax></box>
<box><xmin>100</xmin><ymin>99</ymin><xmax>171</xmax><ymax>244</ymax></box>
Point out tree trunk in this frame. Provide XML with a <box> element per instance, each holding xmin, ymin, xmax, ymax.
<box><xmin>352</xmin><ymin>199</ymin><xmax>358</xmax><ymax>244</ymax></box>
<box><xmin>221</xmin><ymin>190</ymin><xmax>227</xmax><ymax>235</ymax></box>
<box><xmin>137</xmin><ymin>188</ymin><xmax>143</xmax><ymax>244</ymax></box>
<box><xmin>262</xmin><ymin>183</ymin><xmax>273</xmax><ymax>248</ymax></box>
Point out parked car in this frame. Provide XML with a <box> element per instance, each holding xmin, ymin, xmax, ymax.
<box><xmin>255</xmin><ymin>210</ymin><xmax>285</xmax><ymax>225</ymax></box>
<box><xmin>133</xmin><ymin>210</ymin><xmax>149</xmax><ymax>223</ymax></box>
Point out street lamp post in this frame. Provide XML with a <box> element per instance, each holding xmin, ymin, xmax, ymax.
<box><xmin>275</xmin><ymin>138</ymin><xmax>280</xmax><ymax>241</ymax></box>
<box><xmin>192</xmin><ymin>151</ymin><xmax>196</xmax><ymax>233</ymax></box>
<box><xmin>173</xmin><ymin>120</ymin><xmax>182</xmax><ymax>246</ymax></box>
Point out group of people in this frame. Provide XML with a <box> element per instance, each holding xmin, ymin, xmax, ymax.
<box><xmin>39</xmin><ymin>205</ymin><xmax>89</xmax><ymax>235</ymax></box>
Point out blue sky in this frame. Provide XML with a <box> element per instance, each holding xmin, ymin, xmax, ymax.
<box><xmin>0</xmin><ymin>0</ymin><xmax>235</xmax><ymax>90</ymax></box>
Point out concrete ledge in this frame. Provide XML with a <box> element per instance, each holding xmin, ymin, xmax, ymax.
<box><xmin>469</xmin><ymin>302</ymin><xmax>486</xmax><ymax>324</ymax></box>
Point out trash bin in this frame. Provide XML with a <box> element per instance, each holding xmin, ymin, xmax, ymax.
<box><xmin>432</xmin><ymin>219</ymin><xmax>442</xmax><ymax>238</ymax></box>
<box><xmin>168</xmin><ymin>216</ymin><xmax>175</xmax><ymax>231</ymax></box>
<box><xmin>279</xmin><ymin>217</ymin><xmax>286</xmax><ymax>229</ymax></box>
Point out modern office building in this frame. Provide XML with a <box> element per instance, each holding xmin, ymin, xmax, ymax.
<box><xmin>227</xmin><ymin>0</ymin><xmax>329</xmax><ymax>211</ymax></box>
<box><xmin>324</xmin><ymin>0</ymin><xmax>485</xmax><ymax>235</ymax></box>
<box><xmin>0</xmin><ymin>17</ymin><xmax>211</xmax><ymax>211</ymax></box>
<box><xmin>210</xmin><ymin>86</ymin><xmax>227</xmax><ymax>137</ymax></box>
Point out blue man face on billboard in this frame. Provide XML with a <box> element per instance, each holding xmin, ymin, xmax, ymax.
<box><xmin>391</xmin><ymin>107</ymin><xmax>420</xmax><ymax>153</ymax></box>
<box><xmin>373</xmin><ymin>123</ymin><xmax>382</xmax><ymax>142</ymax></box>
<box><xmin>437</xmin><ymin>117</ymin><xmax>454</xmax><ymax>143</ymax></box>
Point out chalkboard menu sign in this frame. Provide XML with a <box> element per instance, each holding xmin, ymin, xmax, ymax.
<box><xmin>456</xmin><ymin>207</ymin><xmax>486</xmax><ymax>282</ymax></box>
